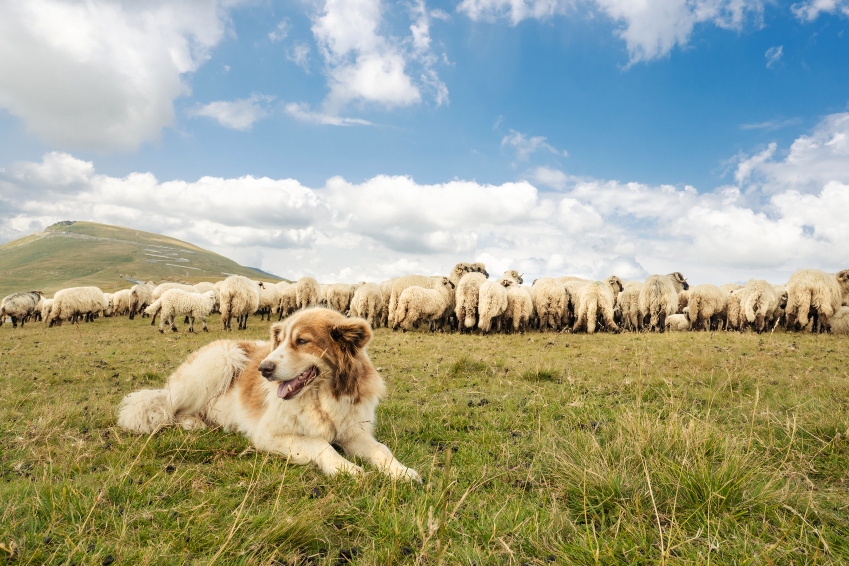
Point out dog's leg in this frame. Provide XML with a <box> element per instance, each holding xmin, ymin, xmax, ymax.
<box><xmin>340</xmin><ymin>433</ymin><xmax>421</xmax><ymax>482</ymax></box>
<box><xmin>252</xmin><ymin>433</ymin><xmax>363</xmax><ymax>477</ymax></box>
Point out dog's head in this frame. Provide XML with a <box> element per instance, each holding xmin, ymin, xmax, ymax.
<box><xmin>259</xmin><ymin>308</ymin><xmax>375</xmax><ymax>401</ymax></box>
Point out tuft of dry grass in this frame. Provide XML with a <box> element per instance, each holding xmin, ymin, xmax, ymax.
<box><xmin>2</xmin><ymin>317</ymin><xmax>849</xmax><ymax>564</ymax></box>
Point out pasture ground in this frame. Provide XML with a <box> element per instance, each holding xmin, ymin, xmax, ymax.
<box><xmin>1</xmin><ymin>315</ymin><xmax>848</xmax><ymax>565</ymax></box>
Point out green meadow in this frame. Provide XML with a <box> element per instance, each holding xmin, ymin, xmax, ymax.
<box><xmin>2</xmin><ymin>316</ymin><xmax>848</xmax><ymax>565</ymax></box>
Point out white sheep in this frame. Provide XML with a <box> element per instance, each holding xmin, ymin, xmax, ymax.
<box><xmin>687</xmin><ymin>284</ymin><xmax>728</xmax><ymax>331</ymax></box>
<box><xmin>502</xmin><ymin>270</ymin><xmax>524</xmax><ymax>284</ymax></box>
<box><xmin>128</xmin><ymin>281</ymin><xmax>156</xmax><ymax>320</ymax></box>
<box><xmin>149</xmin><ymin>283</ymin><xmax>199</xmax><ymax>325</ymax></box>
<box><xmin>194</xmin><ymin>282</ymin><xmax>220</xmax><ymax>312</ymax></box>
<box><xmin>829</xmin><ymin>306</ymin><xmax>849</xmax><ymax>334</ymax></box>
<box><xmin>257</xmin><ymin>282</ymin><xmax>282</xmax><ymax>321</ymax></box>
<box><xmin>455</xmin><ymin>272</ymin><xmax>488</xmax><ymax>332</ymax></box>
<box><xmin>145</xmin><ymin>289</ymin><xmax>217</xmax><ymax>333</ymax></box>
<box><xmin>725</xmin><ymin>288</ymin><xmax>744</xmax><ymax>331</ymax></box>
<box><xmin>47</xmin><ymin>286</ymin><xmax>107</xmax><ymax>326</ymax></box>
<box><xmin>531</xmin><ymin>278</ymin><xmax>567</xmax><ymax>332</ymax></box>
<box><xmin>561</xmin><ymin>279</ymin><xmax>591</xmax><ymax>329</ymax></box>
<box><xmin>503</xmin><ymin>285</ymin><xmax>534</xmax><ymax>333</ymax></box>
<box><xmin>40</xmin><ymin>298</ymin><xmax>54</xmax><ymax>322</ymax></box>
<box><xmin>0</xmin><ymin>291</ymin><xmax>43</xmax><ymax>328</ymax></box>
<box><xmin>677</xmin><ymin>290</ymin><xmax>691</xmax><ymax>314</ymax></box>
<box><xmin>639</xmin><ymin>272</ymin><xmax>689</xmax><ymax>332</ymax></box>
<box><xmin>276</xmin><ymin>282</ymin><xmax>298</xmax><ymax>321</ymax></box>
<box><xmin>110</xmin><ymin>289</ymin><xmax>132</xmax><ymax>316</ymax></box>
<box><xmin>220</xmin><ymin>275</ymin><xmax>263</xmax><ymax>330</ymax></box>
<box><xmin>325</xmin><ymin>283</ymin><xmax>355</xmax><ymax>314</ymax></box>
<box><xmin>616</xmin><ymin>282</ymin><xmax>643</xmax><ymax>332</ymax></box>
<box><xmin>477</xmin><ymin>278</ymin><xmax>513</xmax><ymax>333</ymax></box>
<box><xmin>295</xmin><ymin>277</ymin><xmax>321</xmax><ymax>310</ymax></box>
<box><xmin>350</xmin><ymin>282</ymin><xmax>384</xmax><ymax>328</ymax></box>
<box><xmin>572</xmin><ymin>276</ymin><xmax>623</xmax><ymax>334</ymax></box>
<box><xmin>386</xmin><ymin>263</ymin><xmax>474</xmax><ymax>329</ymax></box>
<box><xmin>393</xmin><ymin>277</ymin><xmax>455</xmax><ymax>332</ymax></box>
<box><xmin>784</xmin><ymin>269</ymin><xmax>849</xmax><ymax>332</ymax></box>
<box><xmin>665</xmin><ymin>314</ymin><xmax>691</xmax><ymax>332</ymax></box>
<box><xmin>378</xmin><ymin>278</ymin><xmax>395</xmax><ymax>328</ymax></box>
<box><xmin>102</xmin><ymin>293</ymin><xmax>114</xmax><ymax>317</ymax></box>
<box><xmin>739</xmin><ymin>279</ymin><xmax>780</xmax><ymax>333</ymax></box>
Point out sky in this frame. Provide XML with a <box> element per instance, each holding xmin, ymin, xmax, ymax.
<box><xmin>0</xmin><ymin>0</ymin><xmax>848</xmax><ymax>285</ymax></box>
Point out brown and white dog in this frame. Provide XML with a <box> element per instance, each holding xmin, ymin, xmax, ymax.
<box><xmin>117</xmin><ymin>308</ymin><xmax>420</xmax><ymax>481</ymax></box>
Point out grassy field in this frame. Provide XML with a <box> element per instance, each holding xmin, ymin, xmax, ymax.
<box><xmin>1</xmin><ymin>316</ymin><xmax>848</xmax><ymax>565</ymax></box>
<box><xmin>0</xmin><ymin>222</ymin><xmax>282</xmax><ymax>297</ymax></box>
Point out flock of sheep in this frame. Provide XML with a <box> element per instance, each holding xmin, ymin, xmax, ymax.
<box><xmin>2</xmin><ymin>262</ymin><xmax>849</xmax><ymax>335</ymax></box>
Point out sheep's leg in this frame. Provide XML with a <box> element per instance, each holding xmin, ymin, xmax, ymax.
<box><xmin>187</xmin><ymin>316</ymin><xmax>195</xmax><ymax>333</ymax></box>
<box><xmin>201</xmin><ymin>317</ymin><xmax>208</xmax><ymax>332</ymax></box>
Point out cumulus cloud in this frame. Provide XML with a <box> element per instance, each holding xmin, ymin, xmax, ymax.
<box><xmin>458</xmin><ymin>0</ymin><xmax>764</xmax><ymax>65</ymax></box>
<box><xmin>0</xmin><ymin>0</ymin><xmax>231</xmax><ymax>151</ymax></box>
<box><xmin>792</xmin><ymin>0</ymin><xmax>849</xmax><ymax>21</ymax></box>
<box><xmin>295</xmin><ymin>0</ymin><xmax>446</xmax><ymax>120</ymax></box>
<box><xmin>189</xmin><ymin>94</ymin><xmax>275</xmax><ymax>130</ymax></box>
<box><xmin>2</xmin><ymin>114</ymin><xmax>849</xmax><ymax>283</ymax></box>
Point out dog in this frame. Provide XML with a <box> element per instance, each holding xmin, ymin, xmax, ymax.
<box><xmin>117</xmin><ymin>308</ymin><xmax>421</xmax><ymax>481</ymax></box>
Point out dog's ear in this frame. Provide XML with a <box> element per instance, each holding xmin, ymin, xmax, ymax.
<box><xmin>330</xmin><ymin>318</ymin><xmax>372</xmax><ymax>351</ymax></box>
<box><xmin>270</xmin><ymin>322</ymin><xmax>287</xmax><ymax>350</ymax></box>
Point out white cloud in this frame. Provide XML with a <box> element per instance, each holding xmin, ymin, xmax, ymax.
<box><xmin>287</xmin><ymin>42</ymin><xmax>312</xmax><ymax>72</ymax></box>
<box><xmin>299</xmin><ymin>0</ymin><xmax>445</xmax><ymax>118</ymax></box>
<box><xmin>792</xmin><ymin>0</ymin><xmax>849</xmax><ymax>21</ymax></box>
<box><xmin>4</xmin><ymin>114</ymin><xmax>849</xmax><ymax>285</ymax></box>
<box><xmin>0</xmin><ymin>0</ymin><xmax>232</xmax><ymax>151</ymax></box>
<box><xmin>458</xmin><ymin>0</ymin><xmax>764</xmax><ymax>65</ymax></box>
<box><xmin>502</xmin><ymin>130</ymin><xmax>568</xmax><ymax>161</ymax></box>
<box><xmin>269</xmin><ymin>19</ymin><xmax>290</xmax><ymax>42</ymax></box>
<box><xmin>284</xmin><ymin>102</ymin><xmax>372</xmax><ymax>126</ymax></box>
<box><xmin>189</xmin><ymin>94</ymin><xmax>275</xmax><ymax>130</ymax></box>
<box><xmin>765</xmin><ymin>45</ymin><xmax>783</xmax><ymax>68</ymax></box>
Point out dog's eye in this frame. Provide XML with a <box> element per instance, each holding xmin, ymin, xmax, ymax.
<box><xmin>296</xmin><ymin>338</ymin><xmax>309</xmax><ymax>346</ymax></box>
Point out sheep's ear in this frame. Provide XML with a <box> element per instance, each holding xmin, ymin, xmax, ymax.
<box><xmin>331</xmin><ymin>318</ymin><xmax>372</xmax><ymax>351</ymax></box>
<box><xmin>270</xmin><ymin>322</ymin><xmax>287</xmax><ymax>350</ymax></box>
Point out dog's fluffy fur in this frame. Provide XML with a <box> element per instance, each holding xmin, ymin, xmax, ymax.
<box><xmin>117</xmin><ymin>308</ymin><xmax>420</xmax><ymax>481</ymax></box>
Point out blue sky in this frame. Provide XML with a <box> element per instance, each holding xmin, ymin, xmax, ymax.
<box><xmin>1</xmin><ymin>0</ymin><xmax>848</xmax><ymax>284</ymax></box>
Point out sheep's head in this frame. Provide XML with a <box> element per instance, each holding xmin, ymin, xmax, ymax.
<box><xmin>499</xmin><ymin>278</ymin><xmax>515</xmax><ymax>288</ymax></box>
<box><xmin>471</xmin><ymin>262</ymin><xmax>489</xmax><ymax>278</ymax></box>
<box><xmin>837</xmin><ymin>270</ymin><xmax>849</xmax><ymax>302</ymax></box>
<box><xmin>668</xmin><ymin>272</ymin><xmax>689</xmax><ymax>291</ymax></box>
<box><xmin>503</xmin><ymin>270</ymin><xmax>523</xmax><ymax>285</ymax></box>
<box><xmin>449</xmin><ymin>263</ymin><xmax>472</xmax><ymax>285</ymax></box>
<box><xmin>606</xmin><ymin>276</ymin><xmax>624</xmax><ymax>295</ymax></box>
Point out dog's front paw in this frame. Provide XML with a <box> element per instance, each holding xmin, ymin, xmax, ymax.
<box><xmin>389</xmin><ymin>463</ymin><xmax>422</xmax><ymax>484</ymax></box>
<box><xmin>327</xmin><ymin>460</ymin><xmax>364</xmax><ymax>477</ymax></box>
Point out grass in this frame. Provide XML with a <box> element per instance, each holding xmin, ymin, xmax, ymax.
<box><xmin>1</xmin><ymin>317</ymin><xmax>849</xmax><ymax>564</ymax></box>
<box><xmin>0</xmin><ymin>221</ymin><xmax>282</xmax><ymax>297</ymax></box>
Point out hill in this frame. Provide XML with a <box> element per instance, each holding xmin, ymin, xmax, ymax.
<box><xmin>0</xmin><ymin>221</ymin><xmax>284</xmax><ymax>296</ymax></box>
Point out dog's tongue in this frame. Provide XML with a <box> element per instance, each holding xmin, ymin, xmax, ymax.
<box><xmin>277</xmin><ymin>380</ymin><xmax>296</xmax><ymax>400</ymax></box>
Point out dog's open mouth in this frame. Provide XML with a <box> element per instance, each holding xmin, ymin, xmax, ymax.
<box><xmin>277</xmin><ymin>366</ymin><xmax>319</xmax><ymax>400</ymax></box>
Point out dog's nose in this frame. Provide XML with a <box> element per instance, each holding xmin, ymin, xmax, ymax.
<box><xmin>259</xmin><ymin>361</ymin><xmax>276</xmax><ymax>380</ymax></box>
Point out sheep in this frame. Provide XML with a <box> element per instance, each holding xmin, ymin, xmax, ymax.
<box><xmin>562</xmin><ymin>279</ymin><xmax>591</xmax><ymax>328</ymax></box>
<box><xmin>350</xmin><ymin>282</ymin><xmax>384</xmax><ymax>328</ymax></box>
<box><xmin>665</xmin><ymin>314</ymin><xmax>691</xmax><ymax>332</ymax></box>
<box><xmin>110</xmin><ymin>289</ymin><xmax>132</xmax><ymax>316</ymax></box>
<box><xmin>393</xmin><ymin>277</ymin><xmax>455</xmax><ymax>332</ymax></box>
<box><xmin>378</xmin><ymin>279</ymin><xmax>395</xmax><ymax>328</ymax></box>
<box><xmin>739</xmin><ymin>280</ymin><xmax>781</xmax><ymax>334</ymax></box>
<box><xmin>720</xmin><ymin>283</ymin><xmax>742</xmax><ymax>294</ymax></box>
<box><xmin>40</xmin><ymin>298</ymin><xmax>54</xmax><ymax>322</ymax></box>
<box><xmin>477</xmin><ymin>278</ymin><xmax>513</xmax><ymax>333</ymax></box>
<box><xmin>829</xmin><ymin>306</ymin><xmax>849</xmax><ymax>334</ymax></box>
<box><xmin>145</xmin><ymin>289</ymin><xmax>217</xmax><ymax>333</ymax></box>
<box><xmin>257</xmin><ymin>282</ymin><xmax>282</xmax><ymax>321</ymax></box>
<box><xmin>502</xmin><ymin>270</ymin><xmax>524</xmax><ymax>284</ymax></box>
<box><xmin>149</xmin><ymin>283</ymin><xmax>199</xmax><ymax>325</ymax></box>
<box><xmin>30</xmin><ymin>294</ymin><xmax>45</xmax><ymax>322</ymax></box>
<box><xmin>572</xmin><ymin>276</ymin><xmax>624</xmax><ymax>334</ymax></box>
<box><xmin>784</xmin><ymin>269</ymin><xmax>849</xmax><ymax>332</ymax></box>
<box><xmin>455</xmin><ymin>272</ymin><xmax>488</xmax><ymax>332</ymax></box>
<box><xmin>325</xmin><ymin>283</ymin><xmax>355</xmax><ymax>314</ymax></box>
<box><xmin>47</xmin><ymin>286</ymin><xmax>107</xmax><ymax>326</ymax></box>
<box><xmin>503</xmin><ymin>285</ymin><xmax>534</xmax><ymax>333</ymax></box>
<box><xmin>687</xmin><ymin>284</ymin><xmax>728</xmax><ymax>331</ymax></box>
<box><xmin>677</xmin><ymin>290</ymin><xmax>691</xmax><ymax>314</ymax></box>
<box><xmin>128</xmin><ymin>281</ymin><xmax>156</xmax><ymax>320</ymax></box>
<box><xmin>0</xmin><ymin>291</ymin><xmax>43</xmax><ymax>328</ymax></box>
<box><xmin>470</xmin><ymin>262</ymin><xmax>489</xmax><ymax>277</ymax></box>
<box><xmin>725</xmin><ymin>289</ymin><xmax>744</xmax><ymax>331</ymax></box>
<box><xmin>616</xmin><ymin>282</ymin><xmax>643</xmax><ymax>332</ymax></box>
<box><xmin>220</xmin><ymin>276</ymin><xmax>263</xmax><ymax>330</ymax></box>
<box><xmin>639</xmin><ymin>272</ymin><xmax>689</xmax><ymax>332</ymax></box>
<box><xmin>276</xmin><ymin>282</ymin><xmax>298</xmax><ymax>321</ymax></box>
<box><xmin>386</xmin><ymin>264</ymin><xmax>478</xmax><ymax>329</ymax></box>
<box><xmin>102</xmin><ymin>293</ymin><xmax>114</xmax><ymax>317</ymax></box>
<box><xmin>194</xmin><ymin>282</ymin><xmax>220</xmax><ymax>312</ymax></box>
<box><xmin>295</xmin><ymin>277</ymin><xmax>321</xmax><ymax>310</ymax></box>
<box><xmin>531</xmin><ymin>278</ymin><xmax>567</xmax><ymax>332</ymax></box>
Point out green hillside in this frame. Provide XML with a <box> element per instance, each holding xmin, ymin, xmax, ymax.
<box><xmin>0</xmin><ymin>221</ymin><xmax>284</xmax><ymax>296</ymax></box>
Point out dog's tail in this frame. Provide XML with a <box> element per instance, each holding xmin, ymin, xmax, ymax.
<box><xmin>117</xmin><ymin>341</ymin><xmax>250</xmax><ymax>434</ymax></box>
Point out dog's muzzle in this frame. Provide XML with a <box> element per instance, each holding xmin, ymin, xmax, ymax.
<box><xmin>259</xmin><ymin>360</ymin><xmax>276</xmax><ymax>380</ymax></box>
